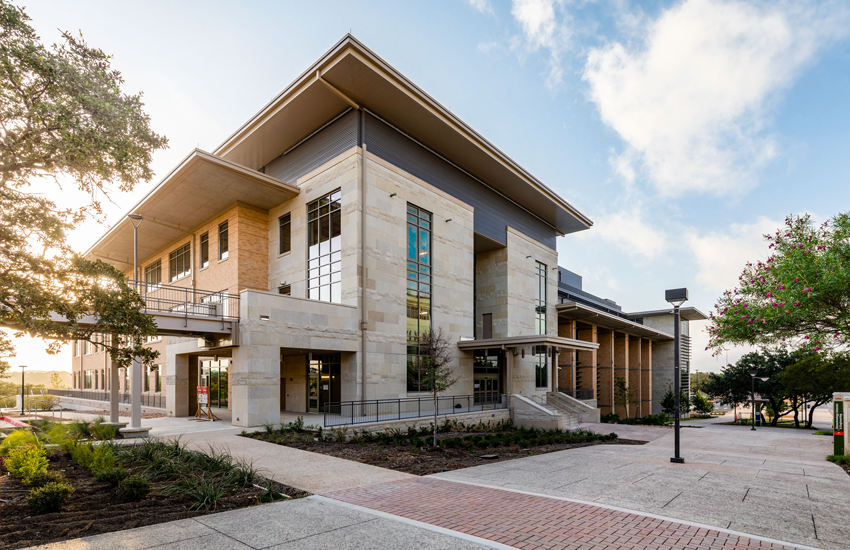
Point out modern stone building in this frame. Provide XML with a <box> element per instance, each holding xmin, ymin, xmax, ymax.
<box><xmin>68</xmin><ymin>35</ymin><xmax>705</xmax><ymax>427</ymax></box>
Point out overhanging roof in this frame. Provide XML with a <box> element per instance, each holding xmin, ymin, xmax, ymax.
<box><xmin>457</xmin><ymin>335</ymin><xmax>599</xmax><ymax>352</ymax></box>
<box><xmin>626</xmin><ymin>307</ymin><xmax>709</xmax><ymax>322</ymax></box>
<box><xmin>85</xmin><ymin>150</ymin><xmax>299</xmax><ymax>268</ymax></box>
<box><xmin>214</xmin><ymin>34</ymin><xmax>591</xmax><ymax>236</ymax></box>
<box><xmin>557</xmin><ymin>302</ymin><xmax>674</xmax><ymax>341</ymax></box>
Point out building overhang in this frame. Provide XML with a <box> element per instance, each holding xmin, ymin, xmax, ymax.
<box><xmin>457</xmin><ymin>335</ymin><xmax>599</xmax><ymax>352</ymax></box>
<box><xmin>85</xmin><ymin>149</ymin><xmax>299</xmax><ymax>269</ymax></box>
<box><xmin>213</xmin><ymin>34</ymin><xmax>591</xmax><ymax>236</ymax></box>
<box><xmin>626</xmin><ymin>307</ymin><xmax>709</xmax><ymax>322</ymax></box>
<box><xmin>557</xmin><ymin>302</ymin><xmax>674</xmax><ymax>341</ymax></box>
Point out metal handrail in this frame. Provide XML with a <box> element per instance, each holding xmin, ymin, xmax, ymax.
<box><xmin>559</xmin><ymin>388</ymin><xmax>595</xmax><ymax>401</ymax></box>
<box><xmin>128</xmin><ymin>280</ymin><xmax>240</xmax><ymax>321</ymax></box>
<box><xmin>324</xmin><ymin>393</ymin><xmax>507</xmax><ymax>427</ymax></box>
<box><xmin>47</xmin><ymin>388</ymin><xmax>165</xmax><ymax>409</ymax></box>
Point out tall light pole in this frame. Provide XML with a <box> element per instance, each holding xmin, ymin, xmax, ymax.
<box><xmin>665</xmin><ymin>288</ymin><xmax>688</xmax><ymax>464</ymax></box>
<box><xmin>748</xmin><ymin>369</ymin><xmax>758</xmax><ymax>430</ymax></box>
<box><xmin>19</xmin><ymin>365</ymin><xmax>27</xmax><ymax>415</ymax></box>
<box><xmin>128</xmin><ymin>214</ymin><xmax>143</xmax><ymax>288</ymax></box>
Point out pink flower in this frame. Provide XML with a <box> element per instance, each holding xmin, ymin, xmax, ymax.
<box><xmin>766</xmin><ymin>292</ymin><xmax>773</xmax><ymax>298</ymax></box>
<box><xmin>795</xmin><ymin>278</ymin><xmax>800</xmax><ymax>282</ymax></box>
<box><xmin>780</xmin><ymin>285</ymin><xmax>785</xmax><ymax>290</ymax></box>
<box><xmin>747</xmin><ymin>321</ymin><xmax>753</xmax><ymax>325</ymax></box>
<box><xmin>804</xmin><ymin>335</ymin><xmax>809</xmax><ymax>339</ymax></box>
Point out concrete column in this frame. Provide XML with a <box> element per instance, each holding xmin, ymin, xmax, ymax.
<box><xmin>166</xmin><ymin>353</ymin><xmax>190</xmax><ymax>417</ymax></box>
<box><xmin>557</xmin><ymin>321</ymin><xmax>575</xmax><ymax>392</ymax></box>
<box><xmin>597</xmin><ymin>330</ymin><xmax>615</xmax><ymax>415</ymax></box>
<box><xmin>131</xmin><ymin>357</ymin><xmax>142</xmax><ymax>427</ymax></box>
<box><xmin>614</xmin><ymin>333</ymin><xmax>629</xmax><ymax>418</ymax></box>
<box><xmin>642</xmin><ymin>341</ymin><xmax>653</xmax><ymax>415</ymax></box>
<box><xmin>109</xmin><ymin>367</ymin><xmax>119</xmax><ymax>423</ymax></box>
<box><xmin>576</xmin><ymin>323</ymin><xmax>597</xmax><ymax>399</ymax></box>
<box><xmin>231</xmin><ymin>344</ymin><xmax>281</xmax><ymax>427</ymax></box>
<box><xmin>651</xmin><ymin>339</ymin><xmax>674</xmax><ymax>415</ymax></box>
<box><xmin>628</xmin><ymin>337</ymin><xmax>642</xmax><ymax>417</ymax></box>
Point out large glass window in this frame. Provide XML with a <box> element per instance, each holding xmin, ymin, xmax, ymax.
<box><xmin>169</xmin><ymin>243</ymin><xmax>191</xmax><ymax>281</ymax></box>
<box><xmin>535</xmin><ymin>345</ymin><xmax>548</xmax><ymax>389</ymax></box>
<box><xmin>307</xmin><ymin>190</ymin><xmax>341</xmax><ymax>302</ymax></box>
<box><xmin>279</xmin><ymin>213</ymin><xmax>291</xmax><ymax>255</ymax></box>
<box><xmin>218</xmin><ymin>221</ymin><xmax>229</xmax><ymax>260</ymax></box>
<box><xmin>144</xmin><ymin>259</ymin><xmax>161</xmax><ymax>288</ymax></box>
<box><xmin>200</xmin><ymin>359</ymin><xmax>229</xmax><ymax>408</ymax></box>
<box><xmin>200</xmin><ymin>232</ymin><xmax>209</xmax><ymax>268</ymax></box>
<box><xmin>406</xmin><ymin>204</ymin><xmax>432</xmax><ymax>392</ymax></box>
<box><xmin>535</xmin><ymin>261</ymin><xmax>547</xmax><ymax>335</ymax></box>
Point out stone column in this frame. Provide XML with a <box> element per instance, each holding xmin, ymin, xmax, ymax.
<box><xmin>641</xmin><ymin>341</ymin><xmax>653</xmax><ymax>415</ymax></box>
<box><xmin>119</xmin><ymin>357</ymin><xmax>150</xmax><ymax>438</ymax></box>
<box><xmin>166</xmin><ymin>353</ymin><xmax>190</xmax><ymax>417</ymax></box>
<box><xmin>576</xmin><ymin>323</ymin><xmax>597</xmax><ymax>400</ymax></box>
<box><xmin>629</xmin><ymin>337</ymin><xmax>642</xmax><ymax>417</ymax></box>
<box><xmin>231</xmin><ymin>344</ymin><xmax>281</xmax><ymax>427</ymax></box>
<box><xmin>614</xmin><ymin>333</ymin><xmax>629</xmax><ymax>418</ymax></box>
<box><xmin>108</xmin><ymin>367</ymin><xmax>120</xmax><ymax>425</ymax></box>
<box><xmin>557</xmin><ymin>321</ymin><xmax>575</xmax><ymax>392</ymax></box>
<box><xmin>597</xmin><ymin>330</ymin><xmax>615</xmax><ymax>415</ymax></box>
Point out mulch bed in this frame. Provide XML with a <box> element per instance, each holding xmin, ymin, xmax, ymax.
<box><xmin>243</xmin><ymin>432</ymin><xmax>645</xmax><ymax>476</ymax></box>
<box><xmin>0</xmin><ymin>452</ymin><xmax>307</xmax><ymax>550</ymax></box>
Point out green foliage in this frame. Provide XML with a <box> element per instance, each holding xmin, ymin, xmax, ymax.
<box><xmin>708</xmin><ymin>213</ymin><xmax>850</xmax><ymax>353</ymax></box>
<box><xmin>116</xmin><ymin>474</ymin><xmax>151</xmax><ymax>502</ymax></box>
<box><xmin>69</xmin><ymin>420</ymin><xmax>93</xmax><ymax>439</ymax></box>
<box><xmin>26</xmin><ymin>469</ymin><xmax>66</xmax><ymax>488</ymax></box>
<box><xmin>660</xmin><ymin>387</ymin><xmax>690</xmax><ymax>417</ymax></box>
<box><xmin>613</xmin><ymin>376</ymin><xmax>636</xmax><ymax>418</ymax></box>
<box><xmin>258</xmin><ymin>479</ymin><xmax>287</xmax><ymax>503</ymax></box>
<box><xmin>814</xmin><ymin>431</ymin><xmax>832</xmax><ymax>436</ymax></box>
<box><xmin>691</xmin><ymin>391</ymin><xmax>714</xmax><ymax>416</ymax></box>
<box><xmin>70</xmin><ymin>442</ymin><xmax>94</xmax><ymax>469</ymax></box>
<box><xmin>826</xmin><ymin>455</ymin><xmax>850</xmax><ymax>466</ymax></box>
<box><xmin>0</xmin><ymin>1</ymin><xmax>166</xmax><ymax>369</ymax></box>
<box><xmin>27</xmin><ymin>481</ymin><xmax>74</xmax><ymax>513</ymax></box>
<box><xmin>94</xmin><ymin>466</ymin><xmax>128</xmax><ymax>487</ymax></box>
<box><xmin>603</xmin><ymin>413</ymin><xmax>671</xmax><ymax>426</ymax></box>
<box><xmin>89</xmin><ymin>445</ymin><xmax>115</xmax><ymax>474</ymax></box>
<box><xmin>90</xmin><ymin>423</ymin><xmax>118</xmax><ymax>441</ymax></box>
<box><xmin>0</xmin><ymin>429</ymin><xmax>38</xmax><ymax>453</ymax></box>
<box><xmin>6</xmin><ymin>443</ymin><xmax>48</xmax><ymax>482</ymax></box>
<box><xmin>44</xmin><ymin>423</ymin><xmax>70</xmax><ymax>445</ymax></box>
<box><xmin>780</xmin><ymin>352</ymin><xmax>850</xmax><ymax>428</ymax></box>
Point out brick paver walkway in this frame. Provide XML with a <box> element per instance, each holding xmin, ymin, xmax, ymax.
<box><xmin>326</xmin><ymin>477</ymin><xmax>804</xmax><ymax>550</ymax></box>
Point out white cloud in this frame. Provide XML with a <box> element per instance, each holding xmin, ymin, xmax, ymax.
<box><xmin>583</xmin><ymin>0</ymin><xmax>850</xmax><ymax>197</ymax></box>
<box><xmin>686</xmin><ymin>215</ymin><xmax>781</xmax><ymax>293</ymax></box>
<box><xmin>584</xmin><ymin>204</ymin><xmax>669</xmax><ymax>259</ymax></box>
<box><xmin>468</xmin><ymin>0</ymin><xmax>494</xmax><ymax>15</ymax></box>
<box><xmin>511</xmin><ymin>0</ymin><xmax>573</xmax><ymax>88</ymax></box>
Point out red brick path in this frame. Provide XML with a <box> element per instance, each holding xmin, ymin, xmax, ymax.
<box><xmin>326</xmin><ymin>478</ymin><xmax>800</xmax><ymax>550</ymax></box>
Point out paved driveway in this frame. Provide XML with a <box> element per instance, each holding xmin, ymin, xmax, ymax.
<box><xmin>433</xmin><ymin>424</ymin><xmax>848</xmax><ymax>549</ymax></box>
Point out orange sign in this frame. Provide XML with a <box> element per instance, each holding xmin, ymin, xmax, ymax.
<box><xmin>197</xmin><ymin>386</ymin><xmax>209</xmax><ymax>405</ymax></box>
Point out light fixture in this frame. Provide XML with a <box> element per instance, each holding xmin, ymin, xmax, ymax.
<box><xmin>445</xmin><ymin>218</ymin><xmax>452</xmax><ymax>223</ymax></box>
<box><xmin>526</xmin><ymin>255</ymin><xmax>532</xmax><ymax>259</ymax></box>
<box><xmin>389</xmin><ymin>193</ymin><xmax>397</xmax><ymax>198</ymax></box>
<box><xmin>260</xmin><ymin>315</ymin><xmax>270</xmax><ymax>321</ymax></box>
<box><xmin>665</xmin><ymin>287</ymin><xmax>689</xmax><ymax>464</ymax></box>
<box><xmin>665</xmin><ymin>288</ymin><xmax>689</xmax><ymax>308</ymax></box>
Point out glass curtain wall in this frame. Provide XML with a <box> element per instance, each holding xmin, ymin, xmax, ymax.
<box><xmin>406</xmin><ymin>204</ymin><xmax>432</xmax><ymax>392</ymax></box>
<box><xmin>307</xmin><ymin>190</ymin><xmax>341</xmax><ymax>303</ymax></box>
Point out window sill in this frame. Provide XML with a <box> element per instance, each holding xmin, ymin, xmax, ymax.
<box><xmin>199</xmin><ymin>265</ymin><xmax>209</xmax><ymax>272</ymax></box>
<box><xmin>217</xmin><ymin>257</ymin><xmax>229</xmax><ymax>264</ymax></box>
<box><xmin>277</xmin><ymin>251</ymin><xmax>292</xmax><ymax>259</ymax></box>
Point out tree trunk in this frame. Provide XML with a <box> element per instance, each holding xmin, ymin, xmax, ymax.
<box><xmin>433</xmin><ymin>394</ymin><xmax>438</xmax><ymax>447</ymax></box>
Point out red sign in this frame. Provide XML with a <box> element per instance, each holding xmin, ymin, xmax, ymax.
<box><xmin>197</xmin><ymin>386</ymin><xmax>209</xmax><ymax>405</ymax></box>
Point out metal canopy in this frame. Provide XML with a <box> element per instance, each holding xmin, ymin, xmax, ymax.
<box><xmin>626</xmin><ymin>307</ymin><xmax>709</xmax><ymax>322</ymax></box>
<box><xmin>85</xmin><ymin>150</ymin><xmax>300</xmax><ymax>268</ymax></box>
<box><xmin>457</xmin><ymin>334</ymin><xmax>599</xmax><ymax>352</ymax></box>
<box><xmin>214</xmin><ymin>35</ymin><xmax>592</xmax><ymax>236</ymax></box>
<box><xmin>557</xmin><ymin>302</ymin><xmax>674</xmax><ymax>341</ymax></box>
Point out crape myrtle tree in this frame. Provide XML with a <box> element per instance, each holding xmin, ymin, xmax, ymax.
<box><xmin>706</xmin><ymin>213</ymin><xmax>850</xmax><ymax>354</ymax></box>
<box><xmin>0</xmin><ymin>1</ymin><xmax>167</xmax><ymax>371</ymax></box>
<box><xmin>419</xmin><ymin>327</ymin><xmax>458</xmax><ymax>447</ymax></box>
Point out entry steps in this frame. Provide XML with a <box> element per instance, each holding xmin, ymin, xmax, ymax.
<box><xmin>528</xmin><ymin>392</ymin><xmax>601</xmax><ymax>428</ymax></box>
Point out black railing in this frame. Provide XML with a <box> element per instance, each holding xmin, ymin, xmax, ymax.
<box><xmin>129</xmin><ymin>280</ymin><xmax>240</xmax><ymax>321</ymax></box>
<box><xmin>560</xmin><ymin>388</ymin><xmax>595</xmax><ymax>401</ymax></box>
<box><xmin>47</xmin><ymin>388</ymin><xmax>165</xmax><ymax>409</ymax></box>
<box><xmin>324</xmin><ymin>393</ymin><xmax>507</xmax><ymax>427</ymax></box>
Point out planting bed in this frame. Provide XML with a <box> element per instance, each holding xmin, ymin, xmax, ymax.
<box><xmin>243</xmin><ymin>424</ymin><xmax>643</xmax><ymax>476</ymax></box>
<box><xmin>0</xmin><ymin>445</ymin><xmax>307</xmax><ymax>549</ymax></box>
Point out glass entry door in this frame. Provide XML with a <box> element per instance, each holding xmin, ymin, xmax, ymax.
<box><xmin>473</xmin><ymin>349</ymin><xmax>504</xmax><ymax>405</ymax></box>
<box><xmin>200</xmin><ymin>359</ymin><xmax>230</xmax><ymax>408</ymax></box>
<box><xmin>307</xmin><ymin>354</ymin><xmax>341</xmax><ymax>413</ymax></box>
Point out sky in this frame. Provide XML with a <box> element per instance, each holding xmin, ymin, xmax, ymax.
<box><xmin>6</xmin><ymin>0</ymin><xmax>850</xmax><ymax>376</ymax></box>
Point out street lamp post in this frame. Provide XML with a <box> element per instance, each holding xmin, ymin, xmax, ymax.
<box><xmin>666</xmin><ymin>288</ymin><xmax>688</xmax><ymax>464</ymax></box>
<box><xmin>19</xmin><ymin>365</ymin><xmax>27</xmax><ymax>415</ymax></box>
<box><xmin>126</xmin><ymin>214</ymin><xmax>143</xmax><ymax>432</ymax></box>
<box><xmin>748</xmin><ymin>369</ymin><xmax>758</xmax><ymax>430</ymax></box>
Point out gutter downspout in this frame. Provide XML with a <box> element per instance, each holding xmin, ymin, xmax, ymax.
<box><xmin>360</xmin><ymin>109</ymin><xmax>367</xmax><ymax>403</ymax></box>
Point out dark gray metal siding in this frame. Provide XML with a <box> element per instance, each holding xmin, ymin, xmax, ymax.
<box><xmin>263</xmin><ymin>109</ymin><xmax>359</xmax><ymax>183</ymax></box>
<box><xmin>364</xmin><ymin>113</ymin><xmax>556</xmax><ymax>249</ymax></box>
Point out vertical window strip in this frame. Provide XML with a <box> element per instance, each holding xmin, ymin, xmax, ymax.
<box><xmin>169</xmin><ymin>243</ymin><xmax>191</xmax><ymax>281</ymax></box>
<box><xmin>200</xmin><ymin>232</ymin><xmax>209</xmax><ymax>268</ymax></box>
<box><xmin>219</xmin><ymin>221</ymin><xmax>229</xmax><ymax>260</ymax></box>
<box><xmin>535</xmin><ymin>261</ymin><xmax>547</xmax><ymax>335</ymax></box>
<box><xmin>307</xmin><ymin>190</ymin><xmax>342</xmax><ymax>303</ymax></box>
<box><xmin>406</xmin><ymin>204</ymin><xmax>432</xmax><ymax>392</ymax></box>
<box><xmin>279</xmin><ymin>213</ymin><xmax>291</xmax><ymax>255</ymax></box>
<box><xmin>144</xmin><ymin>259</ymin><xmax>161</xmax><ymax>288</ymax></box>
<box><xmin>535</xmin><ymin>345</ymin><xmax>548</xmax><ymax>389</ymax></box>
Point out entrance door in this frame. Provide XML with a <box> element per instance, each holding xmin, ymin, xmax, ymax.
<box><xmin>308</xmin><ymin>372</ymin><xmax>319</xmax><ymax>413</ymax></box>
<box><xmin>280</xmin><ymin>378</ymin><xmax>286</xmax><ymax>411</ymax></box>
<box><xmin>473</xmin><ymin>349</ymin><xmax>504</xmax><ymax>406</ymax></box>
<box><xmin>308</xmin><ymin>353</ymin><xmax>341</xmax><ymax>413</ymax></box>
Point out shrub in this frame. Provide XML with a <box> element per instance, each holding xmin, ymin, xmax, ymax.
<box><xmin>90</xmin><ymin>423</ymin><xmax>118</xmax><ymax>441</ymax></box>
<box><xmin>68</xmin><ymin>420</ymin><xmax>93</xmax><ymax>439</ymax></box>
<box><xmin>0</xmin><ymin>429</ymin><xmax>39</xmax><ymax>453</ymax></box>
<box><xmin>173</xmin><ymin>474</ymin><xmax>225</xmax><ymax>510</ymax></box>
<box><xmin>70</xmin><ymin>443</ymin><xmax>95</xmax><ymax>469</ymax></box>
<box><xmin>6</xmin><ymin>444</ymin><xmax>48</xmax><ymax>482</ymax></box>
<box><xmin>89</xmin><ymin>445</ymin><xmax>115</xmax><ymax>474</ymax></box>
<box><xmin>827</xmin><ymin>455</ymin><xmax>850</xmax><ymax>466</ymax></box>
<box><xmin>116</xmin><ymin>474</ymin><xmax>151</xmax><ymax>502</ymax></box>
<box><xmin>27</xmin><ymin>481</ymin><xmax>74</xmax><ymax>514</ymax></box>
<box><xmin>95</xmin><ymin>466</ymin><xmax>129</xmax><ymax>487</ymax></box>
<box><xmin>27</xmin><ymin>469</ymin><xmax>67</xmax><ymax>488</ymax></box>
<box><xmin>601</xmin><ymin>413</ymin><xmax>620</xmax><ymax>424</ymax></box>
<box><xmin>44</xmin><ymin>424</ymin><xmax>70</xmax><ymax>445</ymax></box>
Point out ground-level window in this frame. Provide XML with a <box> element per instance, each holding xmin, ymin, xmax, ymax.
<box><xmin>534</xmin><ymin>345</ymin><xmax>548</xmax><ymax>389</ymax></box>
<box><xmin>278</xmin><ymin>284</ymin><xmax>291</xmax><ymax>295</ymax></box>
<box><xmin>307</xmin><ymin>190</ymin><xmax>341</xmax><ymax>303</ymax></box>
<box><xmin>406</xmin><ymin>204</ymin><xmax>432</xmax><ymax>392</ymax></box>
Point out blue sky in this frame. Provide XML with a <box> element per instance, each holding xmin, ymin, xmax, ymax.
<box><xmin>10</xmin><ymin>0</ymin><xmax>850</xmax><ymax>373</ymax></box>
